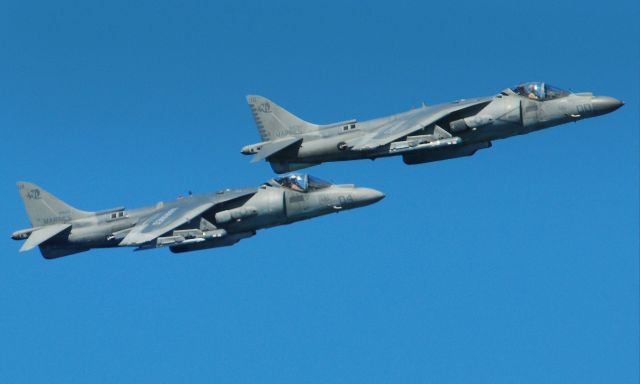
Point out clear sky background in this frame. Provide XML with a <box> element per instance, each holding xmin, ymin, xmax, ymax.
<box><xmin>1</xmin><ymin>1</ymin><xmax>638</xmax><ymax>383</ymax></box>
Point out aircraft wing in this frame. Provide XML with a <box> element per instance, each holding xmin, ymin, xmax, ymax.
<box><xmin>119</xmin><ymin>189</ymin><xmax>256</xmax><ymax>246</ymax></box>
<box><xmin>251</xmin><ymin>137</ymin><xmax>302</xmax><ymax>163</ymax></box>
<box><xmin>19</xmin><ymin>223</ymin><xmax>71</xmax><ymax>252</ymax></box>
<box><xmin>346</xmin><ymin>99</ymin><xmax>491</xmax><ymax>150</ymax></box>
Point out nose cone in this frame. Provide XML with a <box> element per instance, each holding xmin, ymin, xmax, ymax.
<box><xmin>351</xmin><ymin>188</ymin><xmax>385</xmax><ymax>207</ymax></box>
<box><xmin>592</xmin><ymin>96</ymin><xmax>624</xmax><ymax>115</ymax></box>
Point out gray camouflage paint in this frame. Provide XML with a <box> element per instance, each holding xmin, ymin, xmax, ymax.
<box><xmin>12</xmin><ymin>177</ymin><xmax>384</xmax><ymax>259</ymax></box>
<box><xmin>242</xmin><ymin>83</ymin><xmax>623</xmax><ymax>173</ymax></box>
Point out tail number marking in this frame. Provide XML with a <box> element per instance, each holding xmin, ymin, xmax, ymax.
<box><xmin>257</xmin><ymin>103</ymin><xmax>271</xmax><ymax>113</ymax></box>
<box><xmin>26</xmin><ymin>189</ymin><xmax>41</xmax><ymax>200</ymax></box>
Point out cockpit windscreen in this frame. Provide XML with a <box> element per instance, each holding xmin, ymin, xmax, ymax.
<box><xmin>307</xmin><ymin>175</ymin><xmax>332</xmax><ymax>191</ymax></box>
<box><xmin>512</xmin><ymin>82</ymin><xmax>571</xmax><ymax>101</ymax></box>
<box><xmin>272</xmin><ymin>173</ymin><xmax>332</xmax><ymax>192</ymax></box>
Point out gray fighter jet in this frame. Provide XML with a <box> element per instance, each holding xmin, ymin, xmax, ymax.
<box><xmin>241</xmin><ymin>82</ymin><xmax>623</xmax><ymax>173</ymax></box>
<box><xmin>12</xmin><ymin>174</ymin><xmax>384</xmax><ymax>259</ymax></box>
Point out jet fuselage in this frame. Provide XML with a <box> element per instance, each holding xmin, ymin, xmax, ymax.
<box><xmin>12</xmin><ymin>175</ymin><xmax>384</xmax><ymax>258</ymax></box>
<box><xmin>242</xmin><ymin>83</ymin><xmax>623</xmax><ymax>173</ymax></box>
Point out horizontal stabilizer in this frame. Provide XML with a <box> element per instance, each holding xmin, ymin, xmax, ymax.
<box><xmin>251</xmin><ymin>137</ymin><xmax>302</xmax><ymax>163</ymax></box>
<box><xmin>19</xmin><ymin>224</ymin><xmax>71</xmax><ymax>252</ymax></box>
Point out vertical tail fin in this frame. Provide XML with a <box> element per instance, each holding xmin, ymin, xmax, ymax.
<box><xmin>17</xmin><ymin>182</ymin><xmax>91</xmax><ymax>227</ymax></box>
<box><xmin>246</xmin><ymin>95</ymin><xmax>318</xmax><ymax>141</ymax></box>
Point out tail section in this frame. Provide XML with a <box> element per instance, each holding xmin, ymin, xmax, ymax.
<box><xmin>17</xmin><ymin>182</ymin><xmax>92</xmax><ymax>227</ymax></box>
<box><xmin>246</xmin><ymin>95</ymin><xmax>319</xmax><ymax>141</ymax></box>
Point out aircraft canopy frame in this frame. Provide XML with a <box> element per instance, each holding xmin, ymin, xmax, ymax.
<box><xmin>271</xmin><ymin>173</ymin><xmax>332</xmax><ymax>192</ymax></box>
<box><xmin>511</xmin><ymin>82</ymin><xmax>571</xmax><ymax>101</ymax></box>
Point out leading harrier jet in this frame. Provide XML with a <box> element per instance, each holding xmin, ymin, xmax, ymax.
<box><xmin>241</xmin><ymin>82</ymin><xmax>623</xmax><ymax>173</ymax></box>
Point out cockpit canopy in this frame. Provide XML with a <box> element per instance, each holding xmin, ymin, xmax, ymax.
<box><xmin>511</xmin><ymin>82</ymin><xmax>571</xmax><ymax>101</ymax></box>
<box><xmin>270</xmin><ymin>173</ymin><xmax>332</xmax><ymax>192</ymax></box>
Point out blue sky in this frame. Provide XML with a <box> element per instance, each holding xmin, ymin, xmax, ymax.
<box><xmin>1</xmin><ymin>1</ymin><xmax>638</xmax><ymax>383</ymax></box>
